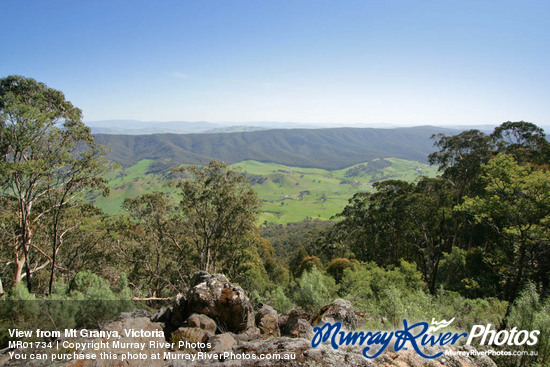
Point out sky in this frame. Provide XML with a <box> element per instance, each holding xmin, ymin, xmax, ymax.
<box><xmin>2</xmin><ymin>0</ymin><xmax>550</xmax><ymax>127</ymax></box>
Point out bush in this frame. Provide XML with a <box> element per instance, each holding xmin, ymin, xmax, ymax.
<box><xmin>0</xmin><ymin>272</ymin><xmax>134</xmax><ymax>348</ymax></box>
<box><xmin>326</xmin><ymin>258</ymin><xmax>359</xmax><ymax>282</ymax></box>
<box><xmin>292</xmin><ymin>267</ymin><xmax>337</xmax><ymax>313</ymax></box>
<box><xmin>295</xmin><ymin>256</ymin><xmax>323</xmax><ymax>277</ymax></box>
<box><xmin>339</xmin><ymin>260</ymin><xmax>428</xmax><ymax>327</ymax></box>
<box><xmin>496</xmin><ymin>284</ymin><xmax>550</xmax><ymax>367</ymax></box>
<box><xmin>266</xmin><ymin>286</ymin><xmax>294</xmax><ymax>314</ymax></box>
<box><xmin>338</xmin><ymin>260</ymin><xmax>507</xmax><ymax>330</ymax></box>
<box><xmin>437</xmin><ymin>247</ymin><xmax>499</xmax><ymax>298</ymax></box>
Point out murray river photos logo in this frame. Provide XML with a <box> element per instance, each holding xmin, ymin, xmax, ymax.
<box><xmin>311</xmin><ymin>318</ymin><xmax>540</xmax><ymax>359</ymax></box>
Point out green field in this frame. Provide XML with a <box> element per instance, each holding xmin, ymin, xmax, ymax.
<box><xmin>92</xmin><ymin>158</ymin><xmax>438</xmax><ymax>223</ymax></box>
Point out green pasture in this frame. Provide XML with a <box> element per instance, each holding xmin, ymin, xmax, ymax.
<box><xmin>92</xmin><ymin>158</ymin><xmax>438</xmax><ymax>223</ymax></box>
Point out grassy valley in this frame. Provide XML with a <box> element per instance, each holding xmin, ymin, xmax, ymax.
<box><xmin>92</xmin><ymin>158</ymin><xmax>438</xmax><ymax>223</ymax></box>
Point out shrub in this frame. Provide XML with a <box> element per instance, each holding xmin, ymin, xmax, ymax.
<box><xmin>0</xmin><ymin>272</ymin><xmax>134</xmax><ymax>348</ymax></box>
<box><xmin>292</xmin><ymin>267</ymin><xmax>337</xmax><ymax>313</ymax></box>
<box><xmin>496</xmin><ymin>284</ymin><xmax>550</xmax><ymax>367</ymax></box>
<box><xmin>266</xmin><ymin>286</ymin><xmax>294</xmax><ymax>314</ymax></box>
<box><xmin>326</xmin><ymin>258</ymin><xmax>359</xmax><ymax>282</ymax></box>
<box><xmin>296</xmin><ymin>256</ymin><xmax>323</xmax><ymax>277</ymax></box>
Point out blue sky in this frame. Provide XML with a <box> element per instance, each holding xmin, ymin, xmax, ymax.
<box><xmin>2</xmin><ymin>0</ymin><xmax>549</xmax><ymax>126</ymax></box>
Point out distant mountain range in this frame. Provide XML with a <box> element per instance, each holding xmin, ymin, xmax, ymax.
<box><xmin>86</xmin><ymin>120</ymin><xmax>327</xmax><ymax>135</ymax></box>
<box><xmin>94</xmin><ymin>126</ymin><xmax>459</xmax><ymax>170</ymax></box>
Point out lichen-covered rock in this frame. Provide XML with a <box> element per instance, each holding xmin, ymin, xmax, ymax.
<box><xmin>312</xmin><ymin>298</ymin><xmax>357</xmax><ymax>330</ymax></box>
<box><xmin>118</xmin><ymin>308</ymin><xmax>151</xmax><ymax>319</ymax></box>
<box><xmin>233</xmin><ymin>326</ymin><xmax>262</xmax><ymax>342</ymax></box>
<box><xmin>255</xmin><ymin>304</ymin><xmax>279</xmax><ymax>324</ymax></box>
<box><xmin>171</xmin><ymin>327</ymin><xmax>213</xmax><ymax>351</ymax></box>
<box><xmin>207</xmin><ymin>332</ymin><xmax>237</xmax><ymax>353</ymax></box>
<box><xmin>280</xmin><ymin>310</ymin><xmax>313</xmax><ymax>339</ymax></box>
<box><xmin>165</xmin><ymin>336</ymin><xmax>499</xmax><ymax>367</ymax></box>
<box><xmin>183</xmin><ymin>271</ymin><xmax>254</xmax><ymax>333</ymax></box>
<box><xmin>184</xmin><ymin>313</ymin><xmax>217</xmax><ymax>333</ymax></box>
<box><xmin>255</xmin><ymin>304</ymin><xmax>280</xmax><ymax>337</ymax></box>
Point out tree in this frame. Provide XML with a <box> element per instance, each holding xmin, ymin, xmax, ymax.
<box><xmin>428</xmin><ymin>129</ymin><xmax>493</xmax><ymax>201</ymax></box>
<box><xmin>330</xmin><ymin>177</ymin><xmax>456</xmax><ymax>293</ymax></box>
<box><xmin>491</xmin><ymin>121</ymin><xmax>550</xmax><ymax>166</ymax></box>
<box><xmin>458</xmin><ymin>154</ymin><xmax>550</xmax><ymax>306</ymax></box>
<box><xmin>176</xmin><ymin>160</ymin><xmax>261</xmax><ymax>273</ymax></box>
<box><xmin>122</xmin><ymin>192</ymin><xmax>192</xmax><ymax>297</ymax></box>
<box><xmin>0</xmin><ymin>76</ymin><xmax>106</xmax><ymax>292</ymax></box>
<box><xmin>331</xmin><ymin>180</ymin><xmax>415</xmax><ymax>266</ymax></box>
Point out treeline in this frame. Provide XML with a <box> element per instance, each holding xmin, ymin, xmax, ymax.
<box><xmin>320</xmin><ymin>122</ymin><xmax>550</xmax><ymax>306</ymax></box>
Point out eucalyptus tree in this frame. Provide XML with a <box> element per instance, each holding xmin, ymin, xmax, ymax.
<box><xmin>429</xmin><ymin>129</ymin><xmax>493</xmax><ymax>202</ymax></box>
<box><xmin>0</xmin><ymin>76</ymin><xmax>106</xmax><ymax>292</ymax></box>
<box><xmin>122</xmin><ymin>192</ymin><xmax>192</xmax><ymax>297</ymax></box>
<box><xmin>458</xmin><ymin>154</ymin><xmax>550</xmax><ymax>304</ymax></box>
<box><xmin>491</xmin><ymin>121</ymin><xmax>550</xmax><ymax>166</ymax></box>
<box><xmin>175</xmin><ymin>160</ymin><xmax>261</xmax><ymax>273</ymax></box>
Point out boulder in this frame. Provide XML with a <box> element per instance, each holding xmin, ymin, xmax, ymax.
<box><xmin>97</xmin><ymin>315</ymin><xmax>166</xmax><ymax>366</ymax></box>
<box><xmin>312</xmin><ymin>298</ymin><xmax>357</xmax><ymax>330</ymax></box>
<box><xmin>171</xmin><ymin>327</ymin><xmax>213</xmax><ymax>352</ymax></box>
<box><xmin>207</xmin><ymin>332</ymin><xmax>238</xmax><ymax>353</ymax></box>
<box><xmin>184</xmin><ymin>313</ymin><xmax>217</xmax><ymax>333</ymax></box>
<box><xmin>183</xmin><ymin>271</ymin><xmax>254</xmax><ymax>333</ymax></box>
<box><xmin>280</xmin><ymin>310</ymin><xmax>313</xmax><ymax>339</ymax></box>
<box><xmin>233</xmin><ymin>326</ymin><xmax>262</xmax><ymax>342</ymax></box>
<box><xmin>151</xmin><ymin>306</ymin><xmax>171</xmax><ymax>323</ymax></box>
<box><xmin>169</xmin><ymin>293</ymin><xmax>188</xmax><ymax>327</ymax></box>
<box><xmin>118</xmin><ymin>308</ymin><xmax>151</xmax><ymax>319</ymax></box>
<box><xmin>255</xmin><ymin>304</ymin><xmax>280</xmax><ymax>337</ymax></box>
<box><xmin>255</xmin><ymin>303</ymin><xmax>279</xmax><ymax>323</ymax></box>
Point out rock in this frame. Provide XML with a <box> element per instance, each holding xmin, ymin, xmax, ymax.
<box><xmin>171</xmin><ymin>326</ymin><xmax>214</xmax><ymax>354</ymax></box>
<box><xmin>184</xmin><ymin>313</ymin><xmax>217</xmax><ymax>333</ymax></box>
<box><xmin>207</xmin><ymin>332</ymin><xmax>237</xmax><ymax>353</ymax></box>
<box><xmin>312</xmin><ymin>298</ymin><xmax>358</xmax><ymax>330</ymax></box>
<box><xmin>184</xmin><ymin>271</ymin><xmax>254</xmax><ymax>333</ymax></box>
<box><xmin>280</xmin><ymin>310</ymin><xmax>313</xmax><ymax>339</ymax></box>
<box><xmin>190</xmin><ymin>270</ymin><xmax>212</xmax><ymax>286</ymax></box>
<box><xmin>234</xmin><ymin>326</ymin><xmax>262</xmax><ymax>342</ymax></box>
<box><xmin>233</xmin><ymin>337</ymin><xmax>375</xmax><ymax>366</ymax></box>
<box><xmin>1</xmin><ymin>308</ymin><xmax>498</xmax><ymax>367</ymax></box>
<box><xmin>257</xmin><ymin>314</ymin><xmax>281</xmax><ymax>337</ymax></box>
<box><xmin>151</xmin><ymin>306</ymin><xmax>171</xmax><ymax>323</ymax></box>
<box><xmin>255</xmin><ymin>304</ymin><xmax>280</xmax><ymax>337</ymax></box>
<box><xmin>278</xmin><ymin>314</ymin><xmax>289</xmax><ymax>329</ymax></box>
<box><xmin>169</xmin><ymin>293</ymin><xmax>188</xmax><ymax>327</ymax></box>
<box><xmin>97</xmin><ymin>316</ymin><xmax>165</xmax><ymax>366</ymax></box>
<box><xmin>255</xmin><ymin>304</ymin><xmax>279</xmax><ymax>324</ymax></box>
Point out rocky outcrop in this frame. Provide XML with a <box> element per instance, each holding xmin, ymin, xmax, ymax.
<box><xmin>0</xmin><ymin>273</ymin><xmax>498</xmax><ymax>367</ymax></box>
<box><xmin>175</xmin><ymin>271</ymin><xmax>254</xmax><ymax>333</ymax></box>
<box><xmin>165</xmin><ymin>336</ymin><xmax>499</xmax><ymax>367</ymax></box>
<box><xmin>255</xmin><ymin>304</ymin><xmax>280</xmax><ymax>337</ymax></box>
<box><xmin>312</xmin><ymin>298</ymin><xmax>358</xmax><ymax>330</ymax></box>
<box><xmin>280</xmin><ymin>310</ymin><xmax>313</xmax><ymax>339</ymax></box>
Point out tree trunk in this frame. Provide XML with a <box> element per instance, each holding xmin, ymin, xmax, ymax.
<box><xmin>13</xmin><ymin>252</ymin><xmax>25</xmax><ymax>285</ymax></box>
<box><xmin>21</xmin><ymin>202</ymin><xmax>33</xmax><ymax>292</ymax></box>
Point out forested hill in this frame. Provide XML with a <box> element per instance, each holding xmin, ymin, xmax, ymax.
<box><xmin>95</xmin><ymin>126</ymin><xmax>458</xmax><ymax>169</ymax></box>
